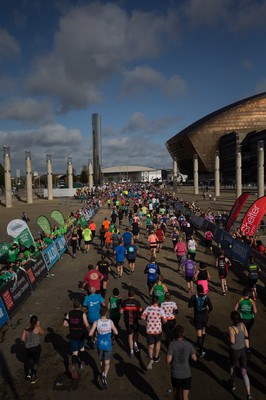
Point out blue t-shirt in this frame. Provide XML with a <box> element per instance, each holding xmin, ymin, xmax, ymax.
<box><xmin>115</xmin><ymin>245</ymin><xmax>127</xmax><ymax>262</ymax></box>
<box><xmin>122</xmin><ymin>232</ymin><xmax>132</xmax><ymax>245</ymax></box>
<box><xmin>83</xmin><ymin>293</ymin><xmax>104</xmax><ymax>324</ymax></box>
<box><xmin>126</xmin><ymin>244</ymin><xmax>138</xmax><ymax>260</ymax></box>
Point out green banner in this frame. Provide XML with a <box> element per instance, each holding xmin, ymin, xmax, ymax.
<box><xmin>0</xmin><ymin>242</ymin><xmax>11</xmax><ymax>260</ymax></box>
<box><xmin>51</xmin><ymin>210</ymin><xmax>65</xmax><ymax>227</ymax></box>
<box><xmin>78</xmin><ymin>215</ymin><xmax>87</xmax><ymax>228</ymax></box>
<box><xmin>17</xmin><ymin>227</ymin><xmax>36</xmax><ymax>250</ymax></box>
<box><xmin>37</xmin><ymin>215</ymin><xmax>52</xmax><ymax>234</ymax></box>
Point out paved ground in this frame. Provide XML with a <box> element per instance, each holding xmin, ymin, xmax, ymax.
<box><xmin>0</xmin><ymin>189</ymin><xmax>265</xmax><ymax>400</ymax></box>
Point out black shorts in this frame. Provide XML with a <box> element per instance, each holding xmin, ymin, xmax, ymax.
<box><xmin>229</xmin><ymin>347</ymin><xmax>247</xmax><ymax>368</ymax></box>
<box><xmin>146</xmin><ymin>333</ymin><xmax>162</xmax><ymax>345</ymax></box>
<box><xmin>248</xmin><ymin>278</ymin><xmax>257</xmax><ymax>288</ymax></box>
<box><xmin>194</xmin><ymin>312</ymin><xmax>208</xmax><ymax>330</ymax></box>
<box><xmin>219</xmin><ymin>273</ymin><xmax>227</xmax><ymax>279</ymax></box>
<box><xmin>84</xmin><ymin>240</ymin><xmax>91</xmax><ymax>245</ymax></box>
<box><xmin>171</xmin><ymin>376</ymin><xmax>192</xmax><ymax>390</ymax></box>
<box><xmin>125</xmin><ymin>323</ymin><xmax>139</xmax><ymax>335</ymax></box>
<box><xmin>127</xmin><ymin>258</ymin><xmax>136</xmax><ymax>263</ymax></box>
<box><xmin>185</xmin><ymin>276</ymin><xmax>194</xmax><ymax>282</ymax></box>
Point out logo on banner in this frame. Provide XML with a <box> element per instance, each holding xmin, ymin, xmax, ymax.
<box><xmin>240</xmin><ymin>196</ymin><xmax>266</xmax><ymax>236</ymax></box>
<box><xmin>7</xmin><ymin>219</ymin><xmax>28</xmax><ymax>238</ymax></box>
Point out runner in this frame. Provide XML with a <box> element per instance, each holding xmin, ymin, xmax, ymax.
<box><xmin>108</xmin><ymin>288</ymin><xmax>122</xmax><ymax>340</ymax></box>
<box><xmin>188</xmin><ymin>284</ymin><xmax>213</xmax><ymax>358</ymax></box>
<box><xmin>120</xmin><ymin>288</ymin><xmax>142</xmax><ymax>358</ymax></box>
<box><xmin>114</xmin><ymin>239</ymin><xmax>127</xmax><ymax>278</ymax></box>
<box><xmin>204</xmin><ymin>228</ymin><xmax>213</xmax><ymax>254</ymax></box>
<box><xmin>167</xmin><ymin>325</ymin><xmax>197</xmax><ymax>400</ymax></box>
<box><xmin>132</xmin><ymin>219</ymin><xmax>140</xmax><ymax>242</ymax></box>
<box><xmin>234</xmin><ymin>288</ymin><xmax>257</xmax><ymax>340</ymax></box>
<box><xmin>70</xmin><ymin>228</ymin><xmax>78</xmax><ymax>258</ymax></box>
<box><xmin>144</xmin><ymin>256</ymin><xmax>161</xmax><ymax>292</ymax></box>
<box><xmin>89</xmin><ymin>219</ymin><xmax>97</xmax><ymax>242</ymax></box>
<box><xmin>247</xmin><ymin>256</ymin><xmax>260</xmax><ymax>300</ymax></box>
<box><xmin>171</xmin><ymin>226</ymin><xmax>179</xmax><ymax>249</ymax></box>
<box><xmin>150</xmin><ymin>275</ymin><xmax>169</xmax><ymax>304</ymax></box>
<box><xmin>155</xmin><ymin>225</ymin><xmax>165</xmax><ymax>253</ymax></box>
<box><xmin>184</xmin><ymin>255</ymin><xmax>196</xmax><ymax>294</ymax></box>
<box><xmin>63</xmin><ymin>299</ymin><xmax>89</xmax><ymax>379</ymax></box>
<box><xmin>104</xmin><ymin>229</ymin><xmax>113</xmax><ymax>254</ymax></box>
<box><xmin>122</xmin><ymin>227</ymin><xmax>133</xmax><ymax>247</ymax></box>
<box><xmin>111</xmin><ymin>228</ymin><xmax>120</xmax><ymax>254</ymax></box>
<box><xmin>194</xmin><ymin>262</ymin><xmax>210</xmax><ymax>295</ymax></box>
<box><xmin>187</xmin><ymin>235</ymin><xmax>197</xmax><ymax>261</ymax></box>
<box><xmin>216</xmin><ymin>251</ymin><xmax>231</xmax><ymax>295</ymax></box>
<box><xmin>83</xmin><ymin>286</ymin><xmax>105</xmax><ymax>347</ymax></box>
<box><xmin>82</xmin><ymin>225</ymin><xmax>92</xmax><ymax>253</ymax></box>
<box><xmin>161</xmin><ymin>293</ymin><xmax>178</xmax><ymax>347</ymax></box>
<box><xmin>126</xmin><ymin>239</ymin><xmax>138</xmax><ymax>274</ymax></box>
<box><xmin>141</xmin><ymin>295</ymin><xmax>166</xmax><ymax>370</ymax></box>
<box><xmin>21</xmin><ymin>315</ymin><xmax>44</xmax><ymax>384</ymax></box>
<box><xmin>99</xmin><ymin>225</ymin><xmax>106</xmax><ymax>250</ymax></box>
<box><xmin>89</xmin><ymin>306</ymin><xmax>118</xmax><ymax>389</ymax></box>
<box><xmin>82</xmin><ymin>264</ymin><xmax>104</xmax><ymax>294</ymax></box>
<box><xmin>174</xmin><ymin>237</ymin><xmax>187</xmax><ymax>274</ymax></box>
<box><xmin>148</xmin><ymin>230</ymin><xmax>159</xmax><ymax>259</ymax></box>
<box><xmin>228</xmin><ymin>311</ymin><xmax>252</xmax><ymax>399</ymax></box>
<box><xmin>97</xmin><ymin>254</ymin><xmax>111</xmax><ymax>298</ymax></box>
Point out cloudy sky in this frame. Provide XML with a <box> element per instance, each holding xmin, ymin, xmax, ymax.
<box><xmin>1</xmin><ymin>0</ymin><xmax>266</xmax><ymax>175</ymax></box>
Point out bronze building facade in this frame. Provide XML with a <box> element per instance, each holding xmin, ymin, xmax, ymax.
<box><xmin>166</xmin><ymin>92</ymin><xmax>266</xmax><ymax>181</ymax></box>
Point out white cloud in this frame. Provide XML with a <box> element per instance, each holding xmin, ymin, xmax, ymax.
<box><xmin>26</xmin><ymin>3</ymin><xmax>180</xmax><ymax>111</ymax></box>
<box><xmin>0</xmin><ymin>98</ymin><xmax>53</xmax><ymax>123</ymax></box>
<box><xmin>0</xmin><ymin>29</ymin><xmax>20</xmax><ymax>59</ymax></box>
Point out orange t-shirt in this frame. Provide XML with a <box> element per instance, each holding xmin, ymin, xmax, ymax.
<box><xmin>105</xmin><ymin>231</ymin><xmax>112</xmax><ymax>243</ymax></box>
<box><xmin>89</xmin><ymin>222</ymin><xmax>96</xmax><ymax>231</ymax></box>
<box><xmin>103</xmin><ymin>220</ymin><xmax>110</xmax><ymax>230</ymax></box>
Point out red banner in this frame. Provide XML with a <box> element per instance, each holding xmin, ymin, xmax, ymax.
<box><xmin>240</xmin><ymin>196</ymin><xmax>266</xmax><ymax>236</ymax></box>
<box><xmin>225</xmin><ymin>192</ymin><xmax>250</xmax><ymax>232</ymax></box>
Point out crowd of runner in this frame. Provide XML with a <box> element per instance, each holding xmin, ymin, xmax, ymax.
<box><xmin>21</xmin><ymin>183</ymin><xmax>262</xmax><ymax>400</ymax></box>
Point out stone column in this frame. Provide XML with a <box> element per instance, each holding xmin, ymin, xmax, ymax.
<box><xmin>193</xmin><ymin>154</ymin><xmax>199</xmax><ymax>195</ymax></box>
<box><xmin>46</xmin><ymin>154</ymin><xmax>53</xmax><ymax>200</ymax></box>
<box><xmin>257</xmin><ymin>140</ymin><xmax>264</xmax><ymax>198</ymax></box>
<box><xmin>88</xmin><ymin>159</ymin><xmax>93</xmax><ymax>190</ymax></box>
<box><xmin>236</xmin><ymin>145</ymin><xmax>242</xmax><ymax>198</ymax></box>
<box><xmin>3</xmin><ymin>146</ymin><xmax>12</xmax><ymax>208</ymax></box>
<box><xmin>67</xmin><ymin>157</ymin><xmax>73</xmax><ymax>189</ymax></box>
<box><xmin>173</xmin><ymin>158</ymin><xmax>178</xmax><ymax>192</ymax></box>
<box><xmin>214</xmin><ymin>150</ymin><xmax>220</xmax><ymax>197</ymax></box>
<box><xmin>25</xmin><ymin>151</ymin><xmax>33</xmax><ymax>204</ymax></box>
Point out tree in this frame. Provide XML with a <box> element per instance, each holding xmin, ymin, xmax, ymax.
<box><xmin>80</xmin><ymin>170</ymin><xmax>88</xmax><ymax>184</ymax></box>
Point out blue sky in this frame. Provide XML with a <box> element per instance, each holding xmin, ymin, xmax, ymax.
<box><xmin>0</xmin><ymin>0</ymin><xmax>266</xmax><ymax>175</ymax></box>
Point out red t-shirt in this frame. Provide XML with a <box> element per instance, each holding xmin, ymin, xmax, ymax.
<box><xmin>83</xmin><ymin>269</ymin><xmax>103</xmax><ymax>291</ymax></box>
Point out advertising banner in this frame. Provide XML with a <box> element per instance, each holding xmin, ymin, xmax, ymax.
<box><xmin>24</xmin><ymin>254</ymin><xmax>48</xmax><ymax>290</ymax></box>
<box><xmin>54</xmin><ymin>235</ymin><xmax>67</xmax><ymax>257</ymax></box>
<box><xmin>7</xmin><ymin>219</ymin><xmax>28</xmax><ymax>238</ymax></box>
<box><xmin>0</xmin><ymin>270</ymin><xmax>32</xmax><ymax>318</ymax></box>
<box><xmin>37</xmin><ymin>215</ymin><xmax>52</xmax><ymax>235</ymax></box>
<box><xmin>225</xmin><ymin>192</ymin><xmax>250</xmax><ymax>232</ymax></box>
<box><xmin>240</xmin><ymin>196</ymin><xmax>266</xmax><ymax>236</ymax></box>
<box><xmin>78</xmin><ymin>215</ymin><xmax>87</xmax><ymax>228</ymax></box>
<box><xmin>0</xmin><ymin>297</ymin><xmax>9</xmax><ymax>328</ymax></box>
<box><xmin>41</xmin><ymin>242</ymin><xmax>60</xmax><ymax>271</ymax></box>
<box><xmin>51</xmin><ymin>210</ymin><xmax>65</xmax><ymax>227</ymax></box>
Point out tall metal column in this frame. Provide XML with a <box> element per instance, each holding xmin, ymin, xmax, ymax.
<box><xmin>67</xmin><ymin>157</ymin><xmax>73</xmax><ymax>189</ymax></box>
<box><xmin>173</xmin><ymin>158</ymin><xmax>178</xmax><ymax>192</ymax></box>
<box><xmin>257</xmin><ymin>140</ymin><xmax>264</xmax><ymax>198</ymax></box>
<box><xmin>46</xmin><ymin>154</ymin><xmax>53</xmax><ymax>200</ymax></box>
<box><xmin>236</xmin><ymin>145</ymin><xmax>242</xmax><ymax>198</ymax></box>
<box><xmin>214</xmin><ymin>150</ymin><xmax>220</xmax><ymax>197</ymax></box>
<box><xmin>25</xmin><ymin>151</ymin><xmax>33</xmax><ymax>204</ymax></box>
<box><xmin>3</xmin><ymin>146</ymin><xmax>12</xmax><ymax>208</ymax></box>
<box><xmin>193</xmin><ymin>154</ymin><xmax>199</xmax><ymax>195</ymax></box>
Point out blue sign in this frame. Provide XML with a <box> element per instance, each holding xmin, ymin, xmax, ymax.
<box><xmin>0</xmin><ymin>296</ymin><xmax>9</xmax><ymax>328</ymax></box>
<box><xmin>54</xmin><ymin>235</ymin><xmax>67</xmax><ymax>256</ymax></box>
<box><xmin>41</xmin><ymin>242</ymin><xmax>60</xmax><ymax>271</ymax></box>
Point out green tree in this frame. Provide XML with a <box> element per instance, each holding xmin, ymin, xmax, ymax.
<box><xmin>80</xmin><ymin>170</ymin><xmax>88</xmax><ymax>184</ymax></box>
<box><xmin>0</xmin><ymin>163</ymin><xmax>4</xmax><ymax>186</ymax></box>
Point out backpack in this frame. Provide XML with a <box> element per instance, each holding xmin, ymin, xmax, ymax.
<box><xmin>195</xmin><ymin>295</ymin><xmax>207</xmax><ymax>312</ymax></box>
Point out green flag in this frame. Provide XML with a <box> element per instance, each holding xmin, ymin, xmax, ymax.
<box><xmin>17</xmin><ymin>228</ymin><xmax>36</xmax><ymax>250</ymax></box>
<box><xmin>78</xmin><ymin>215</ymin><xmax>87</xmax><ymax>228</ymax></box>
<box><xmin>0</xmin><ymin>242</ymin><xmax>11</xmax><ymax>261</ymax></box>
<box><xmin>51</xmin><ymin>210</ymin><xmax>65</xmax><ymax>227</ymax></box>
<box><xmin>37</xmin><ymin>215</ymin><xmax>52</xmax><ymax>234</ymax></box>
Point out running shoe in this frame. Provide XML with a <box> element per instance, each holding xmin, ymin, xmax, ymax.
<box><xmin>154</xmin><ymin>356</ymin><xmax>161</xmax><ymax>363</ymax></box>
<box><xmin>129</xmin><ymin>350</ymin><xmax>135</xmax><ymax>358</ymax></box>
<box><xmin>133</xmin><ymin>344</ymin><xmax>140</xmax><ymax>353</ymax></box>
<box><xmin>247</xmin><ymin>395</ymin><xmax>252</xmax><ymax>400</ymax></box>
<box><xmin>101</xmin><ymin>373</ymin><xmax>108</xmax><ymax>389</ymax></box>
<box><xmin>231</xmin><ymin>383</ymin><xmax>236</xmax><ymax>391</ymax></box>
<box><xmin>80</xmin><ymin>362</ymin><xmax>85</xmax><ymax>373</ymax></box>
<box><xmin>199</xmin><ymin>351</ymin><xmax>206</xmax><ymax>358</ymax></box>
<box><xmin>31</xmin><ymin>374</ymin><xmax>38</xmax><ymax>384</ymax></box>
<box><xmin>26</xmin><ymin>374</ymin><xmax>31</xmax><ymax>381</ymax></box>
<box><xmin>147</xmin><ymin>359</ymin><xmax>154</xmax><ymax>370</ymax></box>
<box><xmin>70</xmin><ymin>366</ymin><xmax>78</xmax><ymax>380</ymax></box>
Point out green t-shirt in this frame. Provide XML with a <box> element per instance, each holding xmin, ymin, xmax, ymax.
<box><xmin>153</xmin><ymin>283</ymin><xmax>166</xmax><ymax>304</ymax></box>
<box><xmin>109</xmin><ymin>296</ymin><xmax>121</xmax><ymax>319</ymax></box>
<box><xmin>8</xmin><ymin>248</ymin><xmax>19</xmax><ymax>263</ymax></box>
<box><xmin>239</xmin><ymin>298</ymin><xmax>254</xmax><ymax>320</ymax></box>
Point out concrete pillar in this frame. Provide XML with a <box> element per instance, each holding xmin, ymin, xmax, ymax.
<box><xmin>3</xmin><ymin>146</ymin><xmax>12</xmax><ymax>208</ymax></box>
<box><xmin>193</xmin><ymin>154</ymin><xmax>199</xmax><ymax>195</ymax></box>
<box><xmin>173</xmin><ymin>158</ymin><xmax>178</xmax><ymax>192</ymax></box>
<box><xmin>25</xmin><ymin>151</ymin><xmax>33</xmax><ymax>204</ymax></box>
<box><xmin>46</xmin><ymin>155</ymin><xmax>53</xmax><ymax>200</ymax></box>
<box><xmin>236</xmin><ymin>145</ymin><xmax>242</xmax><ymax>198</ymax></box>
<box><xmin>88</xmin><ymin>159</ymin><xmax>93</xmax><ymax>190</ymax></box>
<box><xmin>214</xmin><ymin>150</ymin><xmax>220</xmax><ymax>197</ymax></box>
<box><xmin>257</xmin><ymin>140</ymin><xmax>264</xmax><ymax>198</ymax></box>
<box><xmin>67</xmin><ymin>157</ymin><xmax>73</xmax><ymax>189</ymax></box>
